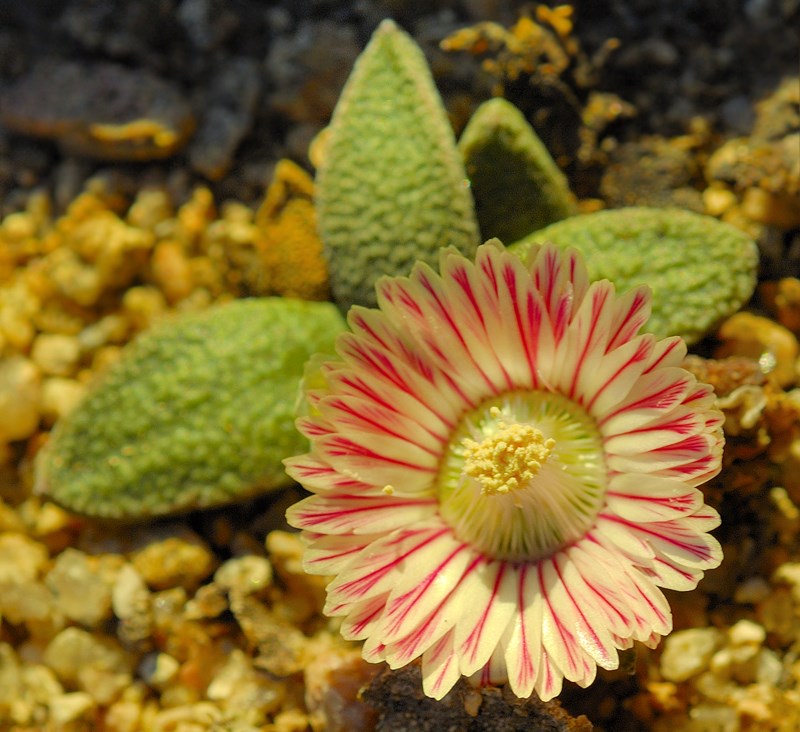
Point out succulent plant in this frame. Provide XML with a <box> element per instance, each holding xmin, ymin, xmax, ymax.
<box><xmin>315</xmin><ymin>19</ymin><xmax>480</xmax><ymax>311</ymax></box>
<box><xmin>458</xmin><ymin>97</ymin><xmax>576</xmax><ymax>243</ymax></box>
<box><xmin>509</xmin><ymin>207</ymin><xmax>759</xmax><ymax>344</ymax></box>
<box><xmin>35</xmin><ymin>298</ymin><xmax>346</xmax><ymax>519</ymax></box>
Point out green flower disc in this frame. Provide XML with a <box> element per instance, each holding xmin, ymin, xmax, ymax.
<box><xmin>316</xmin><ymin>19</ymin><xmax>480</xmax><ymax>311</ymax></box>
<box><xmin>509</xmin><ymin>207</ymin><xmax>759</xmax><ymax>344</ymax></box>
<box><xmin>35</xmin><ymin>298</ymin><xmax>346</xmax><ymax>519</ymax></box>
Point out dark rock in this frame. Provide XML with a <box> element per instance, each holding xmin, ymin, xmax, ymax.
<box><xmin>187</xmin><ymin>57</ymin><xmax>262</xmax><ymax>180</ymax></box>
<box><xmin>266</xmin><ymin>19</ymin><xmax>361</xmax><ymax>125</ymax></box>
<box><xmin>59</xmin><ymin>0</ymin><xmax>183</xmax><ymax>67</ymax></box>
<box><xmin>0</xmin><ymin>60</ymin><xmax>195</xmax><ymax>161</ymax></box>
<box><xmin>177</xmin><ymin>0</ymin><xmax>240</xmax><ymax>51</ymax></box>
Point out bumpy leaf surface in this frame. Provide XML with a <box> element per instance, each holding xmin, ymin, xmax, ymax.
<box><xmin>317</xmin><ymin>19</ymin><xmax>480</xmax><ymax>310</ymax></box>
<box><xmin>36</xmin><ymin>298</ymin><xmax>346</xmax><ymax>519</ymax></box>
<box><xmin>509</xmin><ymin>207</ymin><xmax>758</xmax><ymax>343</ymax></box>
<box><xmin>459</xmin><ymin>97</ymin><xmax>576</xmax><ymax>243</ymax></box>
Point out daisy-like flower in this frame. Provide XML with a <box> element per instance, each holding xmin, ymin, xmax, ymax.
<box><xmin>285</xmin><ymin>241</ymin><xmax>724</xmax><ymax>701</ymax></box>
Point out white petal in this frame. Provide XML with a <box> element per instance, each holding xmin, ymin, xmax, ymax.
<box><xmin>301</xmin><ymin>533</ymin><xmax>380</xmax><ymax>576</ymax></box>
<box><xmin>581</xmin><ymin>335</ymin><xmax>656</xmax><ymax>416</ymax></box>
<box><xmin>538</xmin><ymin>557</ymin><xmax>600</xmax><ymax>687</ymax></box>
<box><xmin>283</xmin><ymin>454</ymin><xmax>374</xmax><ymax>493</ymax></box>
<box><xmin>325</xmin><ymin>522</ymin><xmax>450</xmax><ymax>608</ymax></box>
<box><xmin>603</xmin><ymin>406</ymin><xmax>705</xmax><ymax>453</ymax></box>
<box><xmin>598</xmin><ymin>367</ymin><xmax>694</xmax><ymax>433</ymax></box>
<box><xmin>626</xmin><ymin>518</ymin><xmax>723</xmax><ymax>571</ymax></box>
<box><xmin>381</xmin><ymin>551</ymin><xmax>510</xmax><ymax>672</ymax></box>
<box><xmin>377</xmin><ymin>262</ymin><xmax>503</xmax><ymax>405</ymax></box>
<box><xmin>567</xmin><ymin>541</ymin><xmax>640</xmax><ymax>640</ymax></box>
<box><xmin>604</xmin><ymin>285</ymin><xmax>652</xmax><ymax>352</ymax></box>
<box><xmin>553</xmin><ymin>281</ymin><xmax>617</xmax><ymax>402</ymax></box>
<box><xmin>421</xmin><ymin>630</ymin><xmax>461</xmax><ymax>700</ymax></box>
<box><xmin>437</xmin><ymin>248</ymin><xmax>517</xmax><ymax>391</ymax></box>
<box><xmin>339</xmin><ymin>592</ymin><xmax>390</xmax><ymax>639</ymax></box>
<box><xmin>605</xmin><ymin>473</ymin><xmax>703</xmax><ymax>522</ymax></box>
<box><xmin>529</xmin><ymin>244</ymin><xmax>589</xmax><ymax>334</ymax></box>
<box><xmin>453</xmin><ymin>561</ymin><xmax>517</xmax><ymax>677</ymax></box>
<box><xmin>606</xmin><ymin>432</ymin><xmax>717</xmax><ymax>474</ymax></box>
<box><xmin>503</xmin><ymin>564</ymin><xmax>544</xmax><ymax>699</ymax></box>
<box><xmin>376</xmin><ymin>533</ymin><xmax>475</xmax><ymax>649</ymax></box>
<box><xmin>593</xmin><ymin>513</ymin><xmax>657</xmax><ymax>564</ymax></box>
<box><xmin>469</xmin><ymin>640</ymin><xmax>509</xmax><ymax>688</ymax></box>
<box><xmin>549</xmin><ymin>552</ymin><xmax>620</xmax><ymax>670</ymax></box>
<box><xmin>643</xmin><ymin>335</ymin><xmax>687</xmax><ymax>372</ymax></box>
<box><xmin>469</xmin><ymin>246</ymin><xmax>557</xmax><ymax>390</ymax></box>
<box><xmin>315</xmin><ymin>432</ymin><xmax>437</xmax><ymax>492</ymax></box>
<box><xmin>320</xmin><ymin>393</ymin><xmax>445</xmax><ymax>458</ymax></box>
<box><xmin>647</xmin><ymin>557</ymin><xmax>705</xmax><ymax>591</ymax></box>
<box><xmin>286</xmin><ymin>492</ymin><xmax>438</xmax><ymax>535</ymax></box>
<box><xmin>535</xmin><ymin>647</ymin><xmax>565</xmax><ymax>701</ymax></box>
<box><xmin>335</xmin><ymin>324</ymin><xmax>462</xmax><ymax>430</ymax></box>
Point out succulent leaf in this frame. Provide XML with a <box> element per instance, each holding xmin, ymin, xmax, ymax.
<box><xmin>316</xmin><ymin>19</ymin><xmax>480</xmax><ymax>310</ymax></box>
<box><xmin>35</xmin><ymin>298</ymin><xmax>347</xmax><ymax>519</ymax></box>
<box><xmin>459</xmin><ymin>97</ymin><xmax>576</xmax><ymax>242</ymax></box>
<box><xmin>509</xmin><ymin>207</ymin><xmax>758</xmax><ymax>344</ymax></box>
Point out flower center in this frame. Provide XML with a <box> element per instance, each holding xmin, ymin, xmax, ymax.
<box><xmin>437</xmin><ymin>391</ymin><xmax>607</xmax><ymax>561</ymax></box>
<box><xmin>462</xmin><ymin>409</ymin><xmax>556</xmax><ymax>499</ymax></box>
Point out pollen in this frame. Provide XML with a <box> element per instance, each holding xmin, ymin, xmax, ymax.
<box><xmin>462</xmin><ymin>417</ymin><xmax>555</xmax><ymax>497</ymax></box>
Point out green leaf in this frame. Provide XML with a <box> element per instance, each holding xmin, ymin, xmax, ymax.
<box><xmin>35</xmin><ymin>298</ymin><xmax>347</xmax><ymax>519</ymax></box>
<box><xmin>459</xmin><ymin>97</ymin><xmax>576</xmax><ymax>243</ymax></box>
<box><xmin>509</xmin><ymin>207</ymin><xmax>759</xmax><ymax>344</ymax></box>
<box><xmin>316</xmin><ymin>19</ymin><xmax>480</xmax><ymax>310</ymax></box>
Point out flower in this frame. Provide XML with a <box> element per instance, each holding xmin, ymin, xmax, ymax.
<box><xmin>285</xmin><ymin>241</ymin><xmax>724</xmax><ymax>701</ymax></box>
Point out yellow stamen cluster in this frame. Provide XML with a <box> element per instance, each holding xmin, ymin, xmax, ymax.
<box><xmin>462</xmin><ymin>410</ymin><xmax>555</xmax><ymax>497</ymax></box>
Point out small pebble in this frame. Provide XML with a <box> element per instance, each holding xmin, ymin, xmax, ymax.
<box><xmin>742</xmin><ymin>187</ymin><xmax>800</xmax><ymax>229</ymax></box>
<box><xmin>45</xmin><ymin>548</ymin><xmax>115</xmax><ymax>627</ymax></box>
<box><xmin>43</xmin><ymin>627</ymin><xmax>133</xmax><ymax>705</ymax></box>
<box><xmin>303</xmin><ymin>640</ymin><xmax>380</xmax><ymax>732</ymax></box>
<box><xmin>703</xmin><ymin>185</ymin><xmax>738</xmax><ymax>217</ymax></box>
<box><xmin>0</xmin><ymin>532</ymin><xmax>49</xmax><ymax>584</ymax></box>
<box><xmin>761</xmin><ymin>278</ymin><xmax>800</xmax><ymax>333</ymax></box>
<box><xmin>660</xmin><ymin>628</ymin><xmax>722</xmax><ymax>682</ymax></box>
<box><xmin>40</xmin><ymin>377</ymin><xmax>86</xmax><ymax>425</ymax></box>
<box><xmin>0</xmin><ymin>356</ymin><xmax>41</xmax><ymax>442</ymax></box>
<box><xmin>213</xmin><ymin>555</ymin><xmax>273</xmax><ymax>595</ymax></box>
<box><xmin>103</xmin><ymin>698</ymin><xmax>144</xmax><ymax>732</ymax></box>
<box><xmin>130</xmin><ymin>525</ymin><xmax>217</xmax><ymax>592</ymax></box>
<box><xmin>30</xmin><ymin>333</ymin><xmax>81</xmax><ymax>376</ymax></box>
<box><xmin>0</xmin><ymin>580</ymin><xmax>56</xmax><ymax>626</ymax></box>
<box><xmin>715</xmin><ymin>312</ymin><xmax>799</xmax><ymax>387</ymax></box>
<box><xmin>112</xmin><ymin>563</ymin><xmax>153</xmax><ymax>649</ymax></box>
<box><xmin>77</xmin><ymin>313</ymin><xmax>130</xmax><ymax>352</ymax></box>
<box><xmin>206</xmin><ymin>648</ymin><xmax>286</xmax><ymax>716</ymax></box>
<box><xmin>121</xmin><ymin>285</ymin><xmax>168</xmax><ymax>332</ymax></box>
<box><xmin>48</xmin><ymin>691</ymin><xmax>96</xmax><ymax>725</ymax></box>
<box><xmin>138</xmin><ymin>652</ymin><xmax>180</xmax><ymax>689</ymax></box>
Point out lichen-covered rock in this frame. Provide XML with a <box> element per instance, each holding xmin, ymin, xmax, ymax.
<box><xmin>316</xmin><ymin>19</ymin><xmax>480</xmax><ymax>311</ymax></box>
<box><xmin>35</xmin><ymin>298</ymin><xmax>346</xmax><ymax>519</ymax></box>
<box><xmin>509</xmin><ymin>207</ymin><xmax>759</xmax><ymax>344</ymax></box>
<box><xmin>254</xmin><ymin>159</ymin><xmax>330</xmax><ymax>301</ymax></box>
<box><xmin>458</xmin><ymin>97</ymin><xmax>576</xmax><ymax>243</ymax></box>
<box><xmin>0</xmin><ymin>61</ymin><xmax>194</xmax><ymax>161</ymax></box>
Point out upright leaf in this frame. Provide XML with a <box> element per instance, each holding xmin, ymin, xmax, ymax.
<box><xmin>317</xmin><ymin>19</ymin><xmax>480</xmax><ymax>310</ymax></box>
